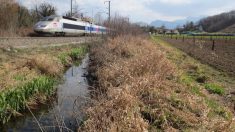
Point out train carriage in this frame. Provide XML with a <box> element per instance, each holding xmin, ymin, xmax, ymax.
<box><xmin>33</xmin><ymin>15</ymin><xmax>106</xmax><ymax>36</ymax></box>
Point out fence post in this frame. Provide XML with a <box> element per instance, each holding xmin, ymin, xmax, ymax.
<box><xmin>182</xmin><ymin>36</ymin><xmax>184</xmax><ymax>42</ymax></box>
<box><xmin>193</xmin><ymin>36</ymin><xmax>195</xmax><ymax>44</ymax></box>
<box><xmin>212</xmin><ymin>40</ymin><xmax>215</xmax><ymax>51</ymax></box>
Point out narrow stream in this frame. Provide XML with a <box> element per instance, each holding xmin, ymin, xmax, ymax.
<box><xmin>1</xmin><ymin>54</ymin><xmax>90</xmax><ymax>132</ymax></box>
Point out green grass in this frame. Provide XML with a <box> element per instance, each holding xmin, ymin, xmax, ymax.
<box><xmin>13</xmin><ymin>74</ymin><xmax>26</xmax><ymax>81</ymax></box>
<box><xmin>190</xmin><ymin>86</ymin><xmax>204</xmax><ymax>97</ymax></box>
<box><xmin>58</xmin><ymin>46</ymin><xmax>88</xmax><ymax>66</ymax></box>
<box><xmin>205</xmin><ymin>83</ymin><xmax>225</xmax><ymax>95</ymax></box>
<box><xmin>0</xmin><ymin>76</ymin><xmax>55</xmax><ymax>124</ymax></box>
<box><xmin>58</xmin><ymin>52</ymin><xmax>70</xmax><ymax>65</ymax></box>
<box><xmin>205</xmin><ymin>98</ymin><xmax>232</xmax><ymax>120</ymax></box>
<box><xmin>69</xmin><ymin>47</ymin><xmax>87</xmax><ymax>60</ymax></box>
<box><xmin>180</xmin><ymin>74</ymin><xmax>194</xmax><ymax>86</ymax></box>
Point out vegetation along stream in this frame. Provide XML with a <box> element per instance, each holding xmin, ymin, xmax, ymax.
<box><xmin>0</xmin><ymin>53</ymin><xmax>90</xmax><ymax>132</ymax></box>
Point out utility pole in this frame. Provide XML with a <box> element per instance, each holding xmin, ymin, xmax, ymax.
<box><xmin>71</xmin><ymin>0</ymin><xmax>73</xmax><ymax>16</ymax></box>
<box><xmin>104</xmin><ymin>1</ymin><xmax>110</xmax><ymax>22</ymax></box>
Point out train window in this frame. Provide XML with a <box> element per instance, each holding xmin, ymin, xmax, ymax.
<box><xmin>41</xmin><ymin>17</ymin><xmax>49</xmax><ymax>21</ymax></box>
<box><xmin>41</xmin><ymin>16</ymin><xmax>55</xmax><ymax>21</ymax></box>
<box><xmin>47</xmin><ymin>18</ymin><xmax>54</xmax><ymax>21</ymax></box>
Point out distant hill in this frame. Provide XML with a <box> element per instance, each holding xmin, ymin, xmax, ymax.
<box><xmin>199</xmin><ymin>10</ymin><xmax>235</xmax><ymax>32</ymax></box>
<box><xmin>220</xmin><ymin>24</ymin><xmax>235</xmax><ymax>33</ymax></box>
<box><xmin>150</xmin><ymin>16</ymin><xmax>203</xmax><ymax>29</ymax></box>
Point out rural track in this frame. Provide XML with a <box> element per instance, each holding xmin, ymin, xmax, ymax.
<box><xmin>0</xmin><ymin>37</ymin><xmax>99</xmax><ymax>49</ymax></box>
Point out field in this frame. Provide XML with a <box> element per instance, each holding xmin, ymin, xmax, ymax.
<box><xmin>156</xmin><ymin>35</ymin><xmax>235</xmax><ymax>76</ymax></box>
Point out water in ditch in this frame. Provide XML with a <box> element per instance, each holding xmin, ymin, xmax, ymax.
<box><xmin>1</xmin><ymin>54</ymin><xmax>90</xmax><ymax>132</ymax></box>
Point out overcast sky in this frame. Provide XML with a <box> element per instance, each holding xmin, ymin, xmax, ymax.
<box><xmin>17</xmin><ymin>0</ymin><xmax>235</xmax><ymax>23</ymax></box>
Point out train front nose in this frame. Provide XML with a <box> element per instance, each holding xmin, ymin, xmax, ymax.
<box><xmin>33</xmin><ymin>21</ymin><xmax>51</xmax><ymax>33</ymax></box>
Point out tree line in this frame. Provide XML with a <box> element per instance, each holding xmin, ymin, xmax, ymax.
<box><xmin>180</xmin><ymin>10</ymin><xmax>235</xmax><ymax>33</ymax></box>
<box><xmin>0</xmin><ymin>0</ymin><xmax>57</xmax><ymax>36</ymax></box>
<box><xmin>199</xmin><ymin>10</ymin><xmax>235</xmax><ymax>32</ymax></box>
<box><xmin>148</xmin><ymin>10</ymin><xmax>235</xmax><ymax>34</ymax></box>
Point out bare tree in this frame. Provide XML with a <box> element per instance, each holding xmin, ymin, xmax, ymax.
<box><xmin>104</xmin><ymin>13</ymin><xmax>143</xmax><ymax>36</ymax></box>
<box><xmin>63</xmin><ymin>4</ymin><xmax>82</xmax><ymax>18</ymax></box>
<box><xmin>18</xmin><ymin>6</ymin><xmax>32</xmax><ymax>27</ymax></box>
<box><xmin>0</xmin><ymin>0</ymin><xmax>18</xmax><ymax>35</ymax></box>
<box><xmin>199</xmin><ymin>10</ymin><xmax>235</xmax><ymax>32</ymax></box>
<box><xmin>37</xmin><ymin>2</ymin><xmax>57</xmax><ymax>17</ymax></box>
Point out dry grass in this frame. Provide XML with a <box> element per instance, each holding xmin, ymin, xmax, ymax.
<box><xmin>0</xmin><ymin>54</ymin><xmax>63</xmax><ymax>91</ymax></box>
<box><xmin>80</xmin><ymin>35</ymin><xmax>234</xmax><ymax>131</ymax></box>
<box><xmin>0</xmin><ymin>44</ymin><xmax>85</xmax><ymax>91</ymax></box>
<box><xmin>0</xmin><ymin>61</ymin><xmax>38</xmax><ymax>90</ymax></box>
<box><xmin>0</xmin><ymin>44</ymin><xmax>88</xmax><ymax>124</ymax></box>
<box><xmin>28</xmin><ymin>54</ymin><xmax>64</xmax><ymax>77</ymax></box>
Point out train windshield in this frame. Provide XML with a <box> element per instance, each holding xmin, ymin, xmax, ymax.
<box><xmin>41</xmin><ymin>16</ymin><xmax>57</xmax><ymax>21</ymax></box>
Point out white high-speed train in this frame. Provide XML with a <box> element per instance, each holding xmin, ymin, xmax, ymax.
<box><xmin>33</xmin><ymin>15</ymin><xmax>106</xmax><ymax>36</ymax></box>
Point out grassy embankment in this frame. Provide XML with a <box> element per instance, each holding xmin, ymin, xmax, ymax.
<box><xmin>152</xmin><ymin>36</ymin><xmax>235</xmax><ymax>104</ymax></box>
<box><xmin>156</xmin><ymin>34</ymin><xmax>235</xmax><ymax>40</ymax></box>
<box><xmin>79</xmin><ymin>35</ymin><xmax>234</xmax><ymax>131</ymax></box>
<box><xmin>0</xmin><ymin>44</ymin><xmax>87</xmax><ymax>124</ymax></box>
<box><xmin>152</xmin><ymin>36</ymin><xmax>235</xmax><ymax>129</ymax></box>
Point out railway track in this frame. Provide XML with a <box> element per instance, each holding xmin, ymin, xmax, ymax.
<box><xmin>0</xmin><ymin>37</ymin><xmax>98</xmax><ymax>49</ymax></box>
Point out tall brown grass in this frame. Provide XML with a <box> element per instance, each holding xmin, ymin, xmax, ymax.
<box><xmin>79</xmin><ymin>35</ymin><xmax>234</xmax><ymax>131</ymax></box>
<box><xmin>28</xmin><ymin>54</ymin><xmax>64</xmax><ymax>77</ymax></box>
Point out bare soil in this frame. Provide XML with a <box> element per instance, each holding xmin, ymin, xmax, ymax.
<box><xmin>162</xmin><ymin>37</ymin><xmax>235</xmax><ymax>76</ymax></box>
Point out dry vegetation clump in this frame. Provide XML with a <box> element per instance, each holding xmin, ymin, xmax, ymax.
<box><xmin>81</xmin><ymin>35</ymin><xmax>234</xmax><ymax>131</ymax></box>
<box><xmin>0</xmin><ymin>53</ymin><xmax>64</xmax><ymax>91</ymax></box>
<box><xmin>83</xmin><ymin>88</ymin><xmax>148</xmax><ymax>132</ymax></box>
<box><xmin>28</xmin><ymin>54</ymin><xmax>64</xmax><ymax>77</ymax></box>
<box><xmin>0</xmin><ymin>61</ymin><xmax>38</xmax><ymax>90</ymax></box>
<box><xmin>0</xmin><ymin>45</ymin><xmax>86</xmax><ymax>91</ymax></box>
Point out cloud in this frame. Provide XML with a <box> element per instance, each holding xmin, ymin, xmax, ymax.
<box><xmin>204</xmin><ymin>4</ymin><xmax>235</xmax><ymax>16</ymax></box>
<box><xmin>17</xmin><ymin>0</ymin><xmax>235</xmax><ymax>23</ymax></box>
<box><xmin>159</xmin><ymin>0</ymin><xmax>192</xmax><ymax>5</ymax></box>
